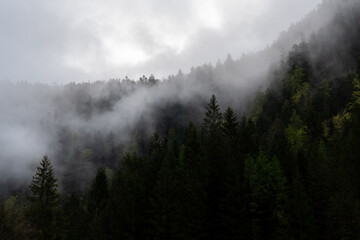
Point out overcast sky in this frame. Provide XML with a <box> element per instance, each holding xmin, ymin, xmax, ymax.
<box><xmin>0</xmin><ymin>0</ymin><xmax>322</xmax><ymax>84</ymax></box>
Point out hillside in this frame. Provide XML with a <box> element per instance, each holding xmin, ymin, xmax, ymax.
<box><xmin>1</xmin><ymin>0</ymin><xmax>360</xmax><ymax>239</ymax></box>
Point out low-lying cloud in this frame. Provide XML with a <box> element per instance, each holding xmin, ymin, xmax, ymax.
<box><xmin>0</xmin><ymin>0</ymin><xmax>321</xmax><ymax>83</ymax></box>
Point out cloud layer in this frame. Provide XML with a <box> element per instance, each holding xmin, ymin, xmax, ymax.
<box><xmin>0</xmin><ymin>0</ymin><xmax>321</xmax><ymax>83</ymax></box>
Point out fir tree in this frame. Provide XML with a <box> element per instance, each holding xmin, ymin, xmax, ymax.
<box><xmin>220</xmin><ymin>107</ymin><xmax>248</xmax><ymax>239</ymax></box>
<box><xmin>149</xmin><ymin>157</ymin><xmax>178</xmax><ymax>240</ymax></box>
<box><xmin>87</xmin><ymin>167</ymin><xmax>109</xmax><ymax>218</ymax></box>
<box><xmin>105</xmin><ymin>151</ymin><xmax>148</xmax><ymax>240</ymax></box>
<box><xmin>87</xmin><ymin>167</ymin><xmax>109</xmax><ymax>239</ymax></box>
<box><xmin>201</xmin><ymin>95</ymin><xmax>225</xmax><ymax>240</ymax></box>
<box><xmin>27</xmin><ymin>155</ymin><xmax>61</xmax><ymax>240</ymax></box>
<box><xmin>176</xmin><ymin>123</ymin><xmax>207</xmax><ymax>240</ymax></box>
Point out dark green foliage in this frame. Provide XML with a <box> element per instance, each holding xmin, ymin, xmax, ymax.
<box><xmin>1</xmin><ymin>195</ymin><xmax>33</xmax><ymax>239</ymax></box>
<box><xmin>0</xmin><ymin>200</ymin><xmax>13</xmax><ymax>239</ymax></box>
<box><xmin>87</xmin><ymin>167</ymin><xmax>109</xmax><ymax>217</ymax></box>
<box><xmin>244</xmin><ymin>152</ymin><xmax>288</xmax><ymax>240</ymax></box>
<box><xmin>201</xmin><ymin>94</ymin><xmax>225</xmax><ymax>240</ymax></box>
<box><xmin>220</xmin><ymin>107</ymin><xmax>248</xmax><ymax>240</ymax></box>
<box><xmin>87</xmin><ymin>167</ymin><xmax>109</xmax><ymax>239</ymax></box>
<box><xmin>222</xmin><ymin>107</ymin><xmax>240</xmax><ymax>153</ymax></box>
<box><xmin>288</xmin><ymin>173</ymin><xmax>315</xmax><ymax>240</ymax></box>
<box><xmin>201</xmin><ymin>95</ymin><xmax>223</xmax><ymax>142</ymax></box>
<box><xmin>27</xmin><ymin>155</ymin><xmax>61</xmax><ymax>240</ymax></box>
<box><xmin>149</xmin><ymin>157</ymin><xmax>178</xmax><ymax>240</ymax></box>
<box><xmin>106</xmin><ymin>152</ymin><xmax>148</xmax><ymax>239</ymax></box>
<box><xmin>63</xmin><ymin>193</ymin><xmax>88</xmax><ymax>240</ymax></box>
<box><xmin>175</xmin><ymin>123</ymin><xmax>207</xmax><ymax>240</ymax></box>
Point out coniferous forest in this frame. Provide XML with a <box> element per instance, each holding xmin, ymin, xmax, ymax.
<box><xmin>2</xmin><ymin>0</ymin><xmax>360</xmax><ymax>239</ymax></box>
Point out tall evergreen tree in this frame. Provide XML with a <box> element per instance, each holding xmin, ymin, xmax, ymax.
<box><xmin>27</xmin><ymin>155</ymin><xmax>61</xmax><ymax>240</ymax></box>
<box><xmin>106</xmin><ymin>152</ymin><xmax>148</xmax><ymax>240</ymax></box>
<box><xmin>201</xmin><ymin>95</ymin><xmax>223</xmax><ymax>143</ymax></box>
<box><xmin>87</xmin><ymin>167</ymin><xmax>109</xmax><ymax>218</ymax></box>
<box><xmin>149</xmin><ymin>156</ymin><xmax>178</xmax><ymax>240</ymax></box>
<box><xmin>148</xmin><ymin>129</ymin><xmax>181</xmax><ymax>240</ymax></box>
<box><xmin>220</xmin><ymin>107</ymin><xmax>248</xmax><ymax>240</ymax></box>
<box><xmin>201</xmin><ymin>95</ymin><xmax>225</xmax><ymax>240</ymax></box>
<box><xmin>175</xmin><ymin>123</ymin><xmax>206</xmax><ymax>240</ymax></box>
<box><xmin>222</xmin><ymin>106</ymin><xmax>241</xmax><ymax>168</ymax></box>
<box><xmin>148</xmin><ymin>132</ymin><xmax>164</xmax><ymax>184</ymax></box>
<box><xmin>87</xmin><ymin>167</ymin><xmax>109</xmax><ymax>239</ymax></box>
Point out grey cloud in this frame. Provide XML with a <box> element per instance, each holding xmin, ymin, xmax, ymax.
<box><xmin>0</xmin><ymin>0</ymin><xmax>322</xmax><ymax>83</ymax></box>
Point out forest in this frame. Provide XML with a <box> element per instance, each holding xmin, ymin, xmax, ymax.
<box><xmin>1</xmin><ymin>0</ymin><xmax>360</xmax><ymax>239</ymax></box>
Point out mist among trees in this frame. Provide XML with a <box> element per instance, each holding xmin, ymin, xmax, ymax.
<box><xmin>1</xmin><ymin>0</ymin><xmax>360</xmax><ymax>239</ymax></box>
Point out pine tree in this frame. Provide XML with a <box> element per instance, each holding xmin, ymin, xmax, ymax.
<box><xmin>222</xmin><ymin>107</ymin><xmax>241</xmax><ymax>171</ymax></box>
<box><xmin>201</xmin><ymin>95</ymin><xmax>223</xmax><ymax>142</ymax></box>
<box><xmin>105</xmin><ymin>152</ymin><xmax>148</xmax><ymax>240</ymax></box>
<box><xmin>27</xmin><ymin>155</ymin><xmax>61</xmax><ymax>240</ymax></box>
<box><xmin>149</xmin><ymin>129</ymin><xmax>182</xmax><ymax>240</ymax></box>
<box><xmin>222</xmin><ymin>107</ymin><xmax>238</xmax><ymax>138</ymax></box>
<box><xmin>176</xmin><ymin>122</ymin><xmax>206</xmax><ymax>240</ymax></box>
<box><xmin>87</xmin><ymin>167</ymin><xmax>109</xmax><ymax>239</ymax></box>
<box><xmin>220</xmin><ymin>107</ymin><xmax>248</xmax><ymax>239</ymax></box>
<box><xmin>87</xmin><ymin>167</ymin><xmax>109</xmax><ymax>217</ymax></box>
<box><xmin>239</xmin><ymin>116</ymin><xmax>257</xmax><ymax>157</ymax></box>
<box><xmin>201</xmin><ymin>95</ymin><xmax>225</xmax><ymax>240</ymax></box>
<box><xmin>147</xmin><ymin>132</ymin><xmax>165</xmax><ymax>195</ymax></box>
<box><xmin>149</xmin><ymin>157</ymin><xmax>178</xmax><ymax>240</ymax></box>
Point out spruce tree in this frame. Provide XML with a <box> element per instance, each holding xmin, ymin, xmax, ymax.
<box><xmin>220</xmin><ymin>107</ymin><xmax>248</xmax><ymax>239</ymax></box>
<box><xmin>106</xmin><ymin>152</ymin><xmax>148</xmax><ymax>240</ymax></box>
<box><xmin>87</xmin><ymin>167</ymin><xmax>109</xmax><ymax>239</ymax></box>
<box><xmin>149</xmin><ymin>129</ymin><xmax>182</xmax><ymax>240</ymax></box>
<box><xmin>176</xmin><ymin>122</ymin><xmax>206</xmax><ymax>240</ymax></box>
<box><xmin>222</xmin><ymin>107</ymin><xmax>241</xmax><ymax>173</ymax></box>
<box><xmin>147</xmin><ymin>132</ymin><xmax>165</xmax><ymax>195</ymax></box>
<box><xmin>201</xmin><ymin>95</ymin><xmax>223</xmax><ymax>142</ymax></box>
<box><xmin>28</xmin><ymin>155</ymin><xmax>61</xmax><ymax>240</ymax></box>
<box><xmin>201</xmin><ymin>95</ymin><xmax>225</xmax><ymax>240</ymax></box>
<box><xmin>222</xmin><ymin>107</ymin><xmax>239</xmax><ymax>139</ymax></box>
<box><xmin>87</xmin><ymin>167</ymin><xmax>109</xmax><ymax>218</ymax></box>
<box><xmin>149</xmin><ymin>157</ymin><xmax>178</xmax><ymax>240</ymax></box>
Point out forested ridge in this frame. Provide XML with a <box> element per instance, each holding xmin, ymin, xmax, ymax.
<box><xmin>2</xmin><ymin>0</ymin><xmax>360</xmax><ymax>239</ymax></box>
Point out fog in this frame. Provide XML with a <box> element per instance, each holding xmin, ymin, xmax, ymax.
<box><xmin>0</xmin><ymin>0</ymin><xmax>354</xmax><ymax>195</ymax></box>
<box><xmin>0</xmin><ymin>0</ymin><xmax>322</xmax><ymax>83</ymax></box>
